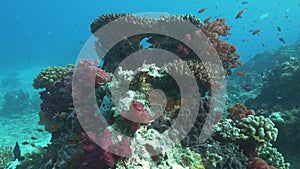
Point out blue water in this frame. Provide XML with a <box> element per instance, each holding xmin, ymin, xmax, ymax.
<box><xmin>1</xmin><ymin>0</ymin><xmax>299</xmax><ymax>71</ymax></box>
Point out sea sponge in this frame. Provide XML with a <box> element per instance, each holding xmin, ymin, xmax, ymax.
<box><xmin>33</xmin><ymin>64</ymin><xmax>74</xmax><ymax>89</ymax></box>
<box><xmin>237</xmin><ymin>115</ymin><xmax>278</xmax><ymax>142</ymax></box>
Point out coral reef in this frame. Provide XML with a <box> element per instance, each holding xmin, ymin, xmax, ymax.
<box><xmin>243</xmin><ymin>41</ymin><xmax>300</xmax><ymax>168</ymax></box>
<box><xmin>14</xmin><ymin>13</ymin><xmax>291</xmax><ymax>169</ymax></box>
<box><xmin>0</xmin><ymin>90</ymin><xmax>40</xmax><ymax>117</ymax></box>
<box><xmin>245</xmin><ymin>50</ymin><xmax>300</xmax><ymax>112</ymax></box>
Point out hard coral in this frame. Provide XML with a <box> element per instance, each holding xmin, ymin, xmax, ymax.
<box><xmin>227</xmin><ymin>103</ymin><xmax>255</xmax><ymax>121</ymax></box>
<box><xmin>237</xmin><ymin>115</ymin><xmax>278</xmax><ymax>142</ymax></box>
<box><xmin>33</xmin><ymin>64</ymin><xmax>74</xmax><ymax>89</ymax></box>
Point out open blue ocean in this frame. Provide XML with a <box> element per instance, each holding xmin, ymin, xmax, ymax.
<box><xmin>0</xmin><ymin>0</ymin><xmax>299</xmax><ymax>168</ymax></box>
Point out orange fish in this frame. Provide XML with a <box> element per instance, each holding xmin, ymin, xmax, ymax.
<box><xmin>203</xmin><ymin>16</ymin><xmax>212</xmax><ymax>24</ymax></box>
<box><xmin>237</xmin><ymin>71</ymin><xmax>247</xmax><ymax>77</ymax></box>
<box><xmin>236</xmin><ymin>8</ymin><xmax>247</xmax><ymax>19</ymax></box>
<box><xmin>198</xmin><ymin>8</ymin><xmax>207</xmax><ymax>13</ymax></box>
<box><xmin>236</xmin><ymin>59</ymin><xmax>243</xmax><ymax>66</ymax></box>
<box><xmin>252</xmin><ymin>29</ymin><xmax>262</xmax><ymax>35</ymax></box>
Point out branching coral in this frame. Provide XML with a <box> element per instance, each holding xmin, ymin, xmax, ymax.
<box><xmin>257</xmin><ymin>142</ymin><xmax>290</xmax><ymax>169</ymax></box>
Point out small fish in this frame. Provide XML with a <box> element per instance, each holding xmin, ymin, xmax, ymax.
<box><xmin>242</xmin><ymin>84</ymin><xmax>254</xmax><ymax>92</ymax></box>
<box><xmin>235</xmin><ymin>8</ymin><xmax>247</xmax><ymax>19</ymax></box>
<box><xmin>279</xmin><ymin>37</ymin><xmax>286</xmax><ymax>44</ymax></box>
<box><xmin>236</xmin><ymin>59</ymin><xmax>243</xmax><ymax>66</ymax></box>
<box><xmin>31</xmin><ymin>137</ymin><xmax>38</xmax><ymax>140</ymax></box>
<box><xmin>285</xmin><ymin>15</ymin><xmax>289</xmax><ymax>19</ymax></box>
<box><xmin>277</xmin><ymin>26</ymin><xmax>281</xmax><ymax>31</ymax></box>
<box><xmin>259</xmin><ymin>13</ymin><xmax>269</xmax><ymax>19</ymax></box>
<box><xmin>203</xmin><ymin>16</ymin><xmax>212</xmax><ymax>24</ymax></box>
<box><xmin>237</xmin><ymin>71</ymin><xmax>247</xmax><ymax>77</ymax></box>
<box><xmin>21</xmin><ymin>141</ymin><xmax>30</xmax><ymax>145</ymax></box>
<box><xmin>30</xmin><ymin>143</ymin><xmax>36</xmax><ymax>147</ymax></box>
<box><xmin>36</xmin><ymin>129</ymin><xmax>44</xmax><ymax>132</ymax></box>
<box><xmin>252</xmin><ymin>29</ymin><xmax>262</xmax><ymax>35</ymax></box>
<box><xmin>241</xmin><ymin>1</ymin><xmax>248</xmax><ymax>4</ymax></box>
<box><xmin>198</xmin><ymin>8</ymin><xmax>207</xmax><ymax>13</ymax></box>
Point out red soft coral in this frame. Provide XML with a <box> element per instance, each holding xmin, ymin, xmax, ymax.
<box><xmin>248</xmin><ymin>157</ymin><xmax>277</xmax><ymax>169</ymax></box>
<box><xmin>227</xmin><ymin>103</ymin><xmax>255</xmax><ymax>120</ymax></box>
